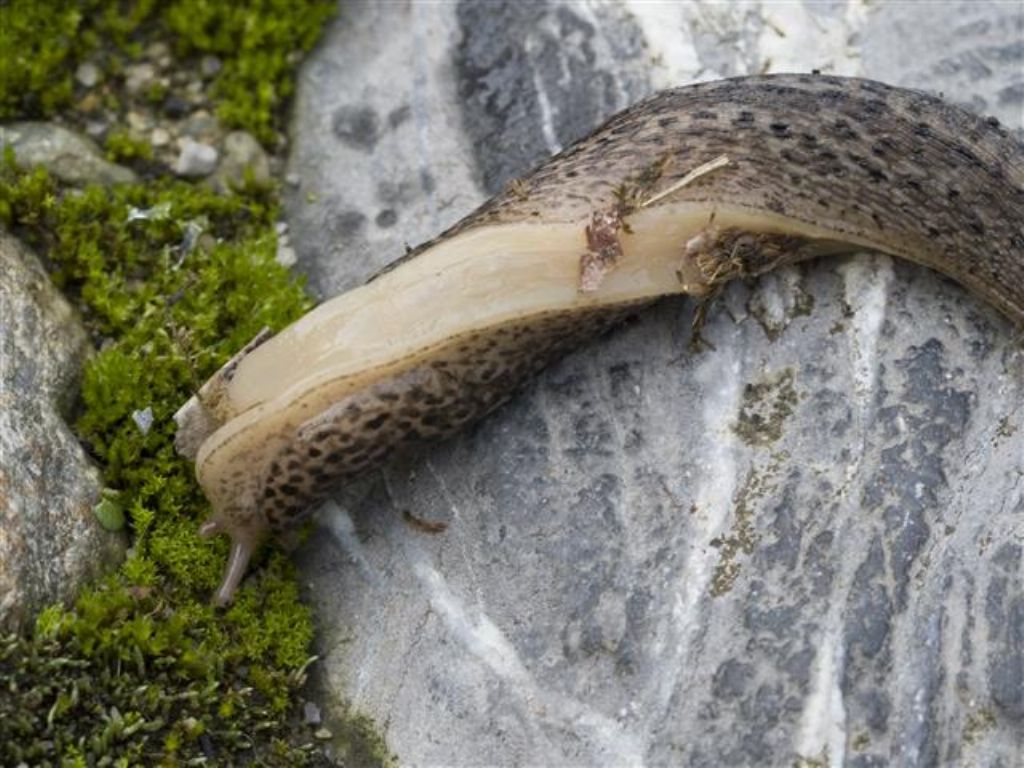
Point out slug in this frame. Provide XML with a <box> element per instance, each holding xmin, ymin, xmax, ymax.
<box><xmin>173</xmin><ymin>74</ymin><xmax>1024</xmax><ymax>606</ymax></box>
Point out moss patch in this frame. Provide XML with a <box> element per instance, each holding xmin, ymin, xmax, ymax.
<box><xmin>732</xmin><ymin>367</ymin><xmax>800</xmax><ymax>447</ymax></box>
<box><xmin>0</xmin><ymin>127</ymin><xmax>388</xmax><ymax>768</ymax></box>
<box><xmin>1</xmin><ymin>3</ymin><xmax>393</xmax><ymax>763</ymax></box>
<box><xmin>0</xmin><ymin>0</ymin><xmax>335</xmax><ymax>145</ymax></box>
<box><xmin>709</xmin><ymin>469</ymin><xmax>763</xmax><ymax>598</ymax></box>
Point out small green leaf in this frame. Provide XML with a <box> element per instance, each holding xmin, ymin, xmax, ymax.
<box><xmin>93</xmin><ymin>497</ymin><xmax>126</xmax><ymax>532</ymax></box>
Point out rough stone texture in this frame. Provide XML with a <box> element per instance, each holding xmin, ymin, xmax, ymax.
<box><xmin>0</xmin><ymin>233</ymin><xmax>126</xmax><ymax>630</ymax></box>
<box><xmin>210</xmin><ymin>130</ymin><xmax>271</xmax><ymax>192</ymax></box>
<box><xmin>0</xmin><ymin>123</ymin><xmax>137</xmax><ymax>187</ymax></box>
<box><xmin>285</xmin><ymin>1</ymin><xmax>1023</xmax><ymax>765</ymax></box>
<box><xmin>173</xmin><ymin>137</ymin><xmax>219</xmax><ymax>178</ymax></box>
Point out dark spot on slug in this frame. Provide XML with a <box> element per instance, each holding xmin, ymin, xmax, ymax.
<box><xmin>365</xmin><ymin>413</ymin><xmax>389</xmax><ymax>430</ymax></box>
<box><xmin>832</xmin><ymin>120</ymin><xmax>858</xmax><ymax>140</ymax></box>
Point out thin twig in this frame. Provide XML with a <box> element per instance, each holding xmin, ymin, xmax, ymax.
<box><xmin>641</xmin><ymin>154</ymin><xmax>731</xmax><ymax>209</ymax></box>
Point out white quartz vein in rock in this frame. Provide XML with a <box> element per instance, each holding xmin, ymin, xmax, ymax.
<box><xmin>646</xmin><ymin>343</ymin><xmax>744</xmax><ymax>724</ymax></box>
<box><xmin>322</xmin><ymin>499</ymin><xmax>380</xmax><ymax>586</ymax></box>
<box><xmin>525</xmin><ymin>38</ymin><xmax>563</xmax><ymax>155</ymax></box>
<box><xmin>795</xmin><ymin>622</ymin><xmax>848</xmax><ymax>767</ymax></box>
<box><xmin>410</xmin><ymin>556</ymin><xmax>646</xmax><ymax>766</ymax></box>
<box><xmin>424</xmin><ymin>458</ymin><xmax>485</xmax><ymax>612</ymax></box>
<box><xmin>840</xmin><ymin>254</ymin><xmax>893</xmax><ymax>400</ymax></box>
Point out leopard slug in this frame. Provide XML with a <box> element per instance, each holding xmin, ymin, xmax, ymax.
<box><xmin>173</xmin><ymin>74</ymin><xmax>1024</xmax><ymax>605</ymax></box>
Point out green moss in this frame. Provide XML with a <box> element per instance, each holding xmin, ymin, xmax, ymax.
<box><xmin>165</xmin><ymin>0</ymin><xmax>336</xmax><ymax>144</ymax></box>
<box><xmin>0</xmin><ymin>0</ymin><xmax>90</xmax><ymax>119</ymax></box>
<box><xmin>0</xmin><ymin>2</ymin><xmax>393</xmax><ymax>761</ymax></box>
<box><xmin>0</xmin><ymin>0</ymin><xmax>335</xmax><ymax>145</ymax></box>
<box><xmin>104</xmin><ymin>127</ymin><xmax>154</xmax><ymax>163</ymax></box>
<box><xmin>0</xmin><ymin>154</ymin><xmax>388</xmax><ymax>765</ymax></box>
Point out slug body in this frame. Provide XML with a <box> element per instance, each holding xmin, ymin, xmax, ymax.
<box><xmin>174</xmin><ymin>74</ymin><xmax>1024</xmax><ymax>605</ymax></box>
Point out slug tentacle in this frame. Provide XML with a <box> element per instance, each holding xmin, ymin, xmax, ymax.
<box><xmin>199</xmin><ymin>512</ymin><xmax>267</xmax><ymax>606</ymax></box>
<box><xmin>175</xmin><ymin>74</ymin><xmax>1024</xmax><ymax>603</ymax></box>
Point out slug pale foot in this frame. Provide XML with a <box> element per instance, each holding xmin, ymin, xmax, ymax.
<box><xmin>173</xmin><ymin>74</ymin><xmax>1024</xmax><ymax>605</ymax></box>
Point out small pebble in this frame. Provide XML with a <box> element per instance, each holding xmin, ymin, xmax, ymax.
<box><xmin>200</xmin><ymin>54</ymin><xmax>222</xmax><ymax>78</ymax></box>
<box><xmin>173</xmin><ymin>139</ymin><xmax>219</xmax><ymax>178</ymax></box>
<box><xmin>126</xmin><ymin>111</ymin><xmax>151</xmax><ymax>132</ymax></box>
<box><xmin>162</xmin><ymin>94</ymin><xmax>191</xmax><ymax>119</ymax></box>
<box><xmin>275</xmin><ymin>221</ymin><xmax>289</xmax><ymax>235</ymax></box>
<box><xmin>213</xmin><ymin>130</ymin><xmax>271</xmax><ymax>188</ymax></box>
<box><xmin>285</xmin><ymin>172</ymin><xmax>301</xmax><ymax>188</ymax></box>
<box><xmin>85</xmin><ymin>120</ymin><xmax>108</xmax><ymax>139</ymax></box>
<box><xmin>150</xmin><ymin>127</ymin><xmax>171</xmax><ymax>147</ymax></box>
<box><xmin>314</xmin><ymin>728</ymin><xmax>333</xmax><ymax>741</ymax></box>
<box><xmin>302</xmin><ymin>701</ymin><xmax>322</xmax><ymax>726</ymax></box>
<box><xmin>181</xmin><ymin>110</ymin><xmax>219</xmax><ymax>140</ymax></box>
<box><xmin>75</xmin><ymin>62</ymin><xmax>101</xmax><ymax>88</ymax></box>
<box><xmin>124</xmin><ymin>62</ymin><xmax>156</xmax><ymax>94</ymax></box>
<box><xmin>145</xmin><ymin>41</ymin><xmax>170</xmax><ymax>61</ymax></box>
<box><xmin>276</xmin><ymin>242</ymin><xmax>297</xmax><ymax>267</ymax></box>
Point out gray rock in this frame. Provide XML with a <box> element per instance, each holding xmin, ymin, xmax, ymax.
<box><xmin>150</xmin><ymin>127</ymin><xmax>171</xmax><ymax>148</ymax></box>
<box><xmin>145</xmin><ymin>41</ymin><xmax>171</xmax><ymax>65</ymax></box>
<box><xmin>200</xmin><ymin>54</ymin><xmax>222</xmax><ymax>78</ymax></box>
<box><xmin>0</xmin><ymin>233</ymin><xmax>126</xmax><ymax>630</ymax></box>
<box><xmin>124</xmin><ymin>62</ymin><xmax>156</xmax><ymax>95</ymax></box>
<box><xmin>180</xmin><ymin>110</ymin><xmax>221</xmax><ymax>142</ymax></box>
<box><xmin>284</xmin><ymin>1</ymin><xmax>1024</xmax><ymax>765</ymax></box>
<box><xmin>210</xmin><ymin>130</ymin><xmax>271</xmax><ymax>191</ymax></box>
<box><xmin>126</xmin><ymin>111</ymin><xmax>151</xmax><ymax>133</ymax></box>
<box><xmin>173</xmin><ymin>138</ymin><xmax>219</xmax><ymax>178</ymax></box>
<box><xmin>302</xmin><ymin>700</ymin><xmax>322</xmax><ymax>726</ymax></box>
<box><xmin>75</xmin><ymin>62</ymin><xmax>101</xmax><ymax>88</ymax></box>
<box><xmin>84</xmin><ymin>120</ymin><xmax>109</xmax><ymax>140</ymax></box>
<box><xmin>0</xmin><ymin>123</ymin><xmax>137</xmax><ymax>186</ymax></box>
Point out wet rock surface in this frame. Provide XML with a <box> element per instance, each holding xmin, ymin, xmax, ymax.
<box><xmin>0</xmin><ymin>233</ymin><xmax>126</xmax><ymax>630</ymax></box>
<box><xmin>285</xmin><ymin>1</ymin><xmax>1023</xmax><ymax>765</ymax></box>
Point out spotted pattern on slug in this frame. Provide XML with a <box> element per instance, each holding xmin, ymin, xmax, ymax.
<box><xmin>176</xmin><ymin>74</ymin><xmax>1024</xmax><ymax>604</ymax></box>
<box><xmin>380</xmin><ymin>74</ymin><xmax>1024</xmax><ymax>322</ymax></box>
<box><xmin>256</xmin><ymin>302</ymin><xmax>646</xmax><ymax>531</ymax></box>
